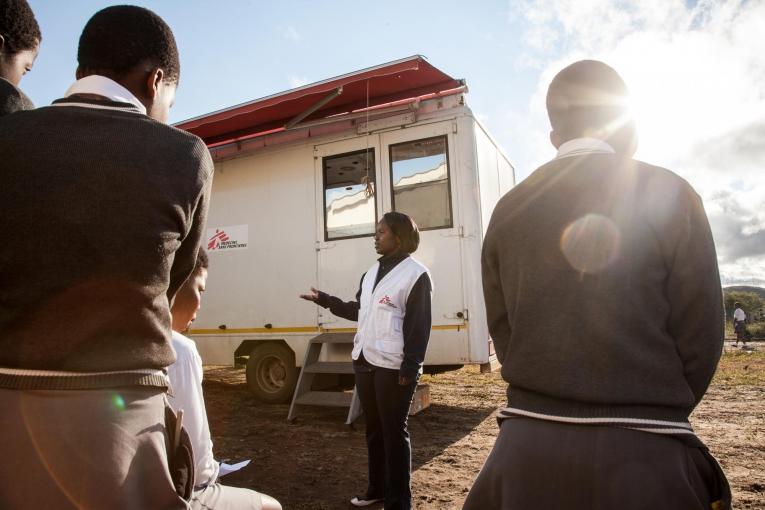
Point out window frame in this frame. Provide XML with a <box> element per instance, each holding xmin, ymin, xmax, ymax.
<box><xmin>388</xmin><ymin>134</ymin><xmax>454</xmax><ymax>231</ymax></box>
<box><xmin>322</xmin><ymin>148</ymin><xmax>378</xmax><ymax>242</ymax></box>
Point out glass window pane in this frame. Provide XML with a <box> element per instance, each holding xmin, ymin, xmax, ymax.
<box><xmin>390</xmin><ymin>136</ymin><xmax>452</xmax><ymax>230</ymax></box>
<box><xmin>324</xmin><ymin>150</ymin><xmax>376</xmax><ymax>240</ymax></box>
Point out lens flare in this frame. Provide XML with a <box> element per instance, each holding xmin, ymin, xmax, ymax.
<box><xmin>112</xmin><ymin>394</ymin><xmax>125</xmax><ymax>412</ymax></box>
<box><xmin>560</xmin><ymin>214</ymin><xmax>621</xmax><ymax>274</ymax></box>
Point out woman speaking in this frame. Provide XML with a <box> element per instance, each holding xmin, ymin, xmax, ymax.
<box><xmin>301</xmin><ymin>211</ymin><xmax>432</xmax><ymax>510</ymax></box>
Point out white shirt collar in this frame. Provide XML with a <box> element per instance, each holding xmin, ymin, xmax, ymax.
<box><xmin>555</xmin><ymin>138</ymin><xmax>615</xmax><ymax>160</ymax></box>
<box><xmin>63</xmin><ymin>75</ymin><xmax>147</xmax><ymax>115</ymax></box>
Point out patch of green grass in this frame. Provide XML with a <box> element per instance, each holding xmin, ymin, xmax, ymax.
<box><xmin>712</xmin><ymin>349</ymin><xmax>765</xmax><ymax>386</ymax></box>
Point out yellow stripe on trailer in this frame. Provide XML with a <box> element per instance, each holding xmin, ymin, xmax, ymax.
<box><xmin>189</xmin><ymin>323</ymin><xmax>467</xmax><ymax>335</ymax></box>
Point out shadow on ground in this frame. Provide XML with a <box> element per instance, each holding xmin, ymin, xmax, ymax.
<box><xmin>202</xmin><ymin>368</ymin><xmax>495</xmax><ymax>509</ymax></box>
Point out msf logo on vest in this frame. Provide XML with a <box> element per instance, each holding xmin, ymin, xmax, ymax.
<box><xmin>379</xmin><ymin>295</ymin><xmax>398</xmax><ymax>309</ymax></box>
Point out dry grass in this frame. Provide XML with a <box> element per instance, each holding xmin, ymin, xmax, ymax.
<box><xmin>422</xmin><ymin>348</ymin><xmax>765</xmax><ymax>388</ymax></box>
<box><xmin>714</xmin><ymin>348</ymin><xmax>765</xmax><ymax>386</ymax></box>
<box><xmin>204</xmin><ymin>346</ymin><xmax>765</xmax><ymax>509</ymax></box>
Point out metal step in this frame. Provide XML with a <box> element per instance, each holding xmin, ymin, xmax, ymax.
<box><xmin>294</xmin><ymin>390</ymin><xmax>353</xmax><ymax>407</ymax></box>
<box><xmin>309</xmin><ymin>332</ymin><xmax>355</xmax><ymax>344</ymax></box>
<box><xmin>287</xmin><ymin>332</ymin><xmax>362</xmax><ymax>424</ymax></box>
<box><xmin>303</xmin><ymin>361</ymin><xmax>355</xmax><ymax>374</ymax></box>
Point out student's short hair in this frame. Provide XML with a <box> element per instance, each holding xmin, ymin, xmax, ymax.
<box><xmin>77</xmin><ymin>5</ymin><xmax>180</xmax><ymax>82</ymax></box>
<box><xmin>734</xmin><ymin>302</ymin><xmax>740</xmax><ymax>308</ymax></box>
<box><xmin>546</xmin><ymin>60</ymin><xmax>630</xmax><ymax>143</ymax></box>
<box><xmin>0</xmin><ymin>0</ymin><xmax>41</xmax><ymax>54</ymax></box>
<box><xmin>194</xmin><ymin>248</ymin><xmax>209</xmax><ymax>275</ymax></box>
<box><xmin>383</xmin><ymin>211</ymin><xmax>420</xmax><ymax>254</ymax></box>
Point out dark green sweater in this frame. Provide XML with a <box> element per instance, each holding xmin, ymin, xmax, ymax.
<box><xmin>0</xmin><ymin>77</ymin><xmax>34</xmax><ymax>117</ymax></box>
<box><xmin>482</xmin><ymin>153</ymin><xmax>724</xmax><ymax>422</ymax></box>
<box><xmin>0</xmin><ymin>96</ymin><xmax>213</xmax><ymax>385</ymax></box>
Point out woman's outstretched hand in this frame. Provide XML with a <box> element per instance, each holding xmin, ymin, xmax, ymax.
<box><xmin>299</xmin><ymin>287</ymin><xmax>321</xmax><ymax>302</ymax></box>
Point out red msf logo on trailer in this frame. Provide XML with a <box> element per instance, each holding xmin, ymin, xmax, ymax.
<box><xmin>208</xmin><ymin>229</ymin><xmax>230</xmax><ymax>250</ymax></box>
<box><xmin>205</xmin><ymin>225</ymin><xmax>249</xmax><ymax>251</ymax></box>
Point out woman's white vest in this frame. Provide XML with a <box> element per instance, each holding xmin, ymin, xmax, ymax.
<box><xmin>353</xmin><ymin>256</ymin><xmax>430</xmax><ymax>370</ymax></box>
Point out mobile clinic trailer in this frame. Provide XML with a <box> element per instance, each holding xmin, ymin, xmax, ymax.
<box><xmin>177</xmin><ymin>56</ymin><xmax>514</xmax><ymax>409</ymax></box>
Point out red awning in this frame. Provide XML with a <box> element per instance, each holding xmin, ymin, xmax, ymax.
<box><xmin>175</xmin><ymin>55</ymin><xmax>463</xmax><ymax>146</ymax></box>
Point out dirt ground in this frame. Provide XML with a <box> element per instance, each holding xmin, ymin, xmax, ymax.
<box><xmin>204</xmin><ymin>345</ymin><xmax>765</xmax><ymax>509</ymax></box>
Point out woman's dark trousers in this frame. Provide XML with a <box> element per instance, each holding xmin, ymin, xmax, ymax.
<box><xmin>355</xmin><ymin>365</ymin><xmax>417</xmax><ymax>510</ymax></box>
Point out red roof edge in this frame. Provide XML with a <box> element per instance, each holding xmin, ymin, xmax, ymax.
<box><xmin>175</xmin><ymin>56</ymin><xmax>463</xmax><ymax>145</ymax></box>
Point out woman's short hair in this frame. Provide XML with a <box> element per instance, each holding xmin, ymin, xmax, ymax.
<box><xmin>383</xmin><ymin>211</ymin><xmax>420</xmax><ymax>254</ymax></box>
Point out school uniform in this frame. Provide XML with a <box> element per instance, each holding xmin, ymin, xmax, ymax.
<box><xmin>0</xmin><ymin>77</ymin><xmax>34</xmax><ymax>117</ymax></box>
<box><xmin>168</xmin><ymin>331</ymin><xmax>264</xmax><ymax>510</ymax></box>
<box><xmin>316</xmin><ymin>252</ymin><xmax>432</xmax><ymax>510</ymax></box>
<box><xmin>0</xmin><ymin>75</ymin><xmax>213</xmax><ymax>508</ymax></box>
<box><xmin>466</xmin><ymin>138</ymin><xmax>729</xmax><ymax>509</ymax></box>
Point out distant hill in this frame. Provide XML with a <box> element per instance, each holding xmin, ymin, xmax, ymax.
<box><xmin>724</xmin><ymin>286</ymin><xmax>765</xmax><ymax>299</ymax></box>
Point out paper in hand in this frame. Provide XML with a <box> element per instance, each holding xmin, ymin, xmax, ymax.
<box><xmin>218</xmin><ymin>459</ymin><xmax>251</xmax><ymax>477</ymax></box>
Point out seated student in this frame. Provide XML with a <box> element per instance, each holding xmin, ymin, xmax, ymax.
<box><xmin>168</xmin><ymin>248</ymin><xmax>282</xmax><ymax>510</ymax></box>
<box><xmin>0</xmin><ymin>0</ymin><xmax>39</xmax><ymax>115</ymax></box>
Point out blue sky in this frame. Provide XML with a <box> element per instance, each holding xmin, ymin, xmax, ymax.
<box><xmin>23</xmin><ymin>0</ymin><xmax>765</xmax><ymax>286</ymax></box>
<box><xmin>25</xmin><ymin>0</ymin><xmax>536</xmax><ymax>153</ymax></box>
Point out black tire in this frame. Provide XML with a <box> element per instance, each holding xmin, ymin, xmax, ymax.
<box><xmin>246</xmin><ymin>342</ymin><xmax>298</xmax><ymax>404</ymax></box>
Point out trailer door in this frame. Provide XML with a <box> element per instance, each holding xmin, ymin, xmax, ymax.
<box><xmin>380</xmin><ymin>123</ymin><xmax>468</xmax><ymax>363</ymax></box>
<box><xmin>315</xmin><ymin>138</ymin><xmax>383</xmax><ymax>331</ymax></box>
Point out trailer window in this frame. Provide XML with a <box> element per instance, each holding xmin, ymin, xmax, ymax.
<box><xmin>389</xmin><ymin>136</ymin><xmax>452</xmax><ymax>230</ymax></box>
<box><xmin>323</xmin><ymin>149</ymin><xmax>377</xmax><ymax>240</ymax></box>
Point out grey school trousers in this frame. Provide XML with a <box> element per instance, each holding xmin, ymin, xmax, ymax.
<box><xmin>191</xmin><ymin>483</ymin><xmax>264</xmax><ymax>510</ymax></box>
<box><xmin>0</xmin><ymin>387</ymin><xmax>188</xmax><ymax>509</ymax></box>
<box><xmin>463</xmin><ymin>417</ymin><xmax>722</xmax><ymax>510</ymax></box>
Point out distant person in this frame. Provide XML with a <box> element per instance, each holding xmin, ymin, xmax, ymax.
<box><xmin>464</xmin><ymin>60</ymin><xmax>730</xmax><ymax>510</ymax></box>
<box><xmin>733</xmin><ymin>302</ymin><xmax>747</xmax><ymax>347</ymax></box>
<box><xmin>0</xmin><ymin>6</ymin><xmax>213</xmax><ymax>508</ymax></box>
<box><xmin>301</xmin><ymin>211</ymin><xmax>432</xmax><ymax>510</ymax></box>
<box><xmin>0</xmin><ymin>0</ymin><xmax>40</xmax><ymax>115</ymax></box>
<box><xmin>168</xmin><ymin>248</ymin><xmax>282</xmax><ymax>510</ymax></box>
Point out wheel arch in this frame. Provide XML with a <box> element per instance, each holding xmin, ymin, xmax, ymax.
<box><xmin>234</xmin><ymin>339</ymin><xmax>295</xmax><ymax>367</ymax></box>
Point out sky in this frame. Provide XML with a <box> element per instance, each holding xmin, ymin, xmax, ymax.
<box><xmin>23</xmin><ymin>0</ymin><xmax>765</xmax><ymax>287</ymax></box>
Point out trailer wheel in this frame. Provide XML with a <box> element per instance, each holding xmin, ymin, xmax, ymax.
<box><xmin>246</xmin><ymin>342</ymin><xmax>298</xmax><ymax>404</ymax></box>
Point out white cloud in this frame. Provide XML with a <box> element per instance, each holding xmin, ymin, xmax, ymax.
<box><xmin>509</xmin><ymin>0</ymin><xmax>765</xmax><ymax>285</ymax></box>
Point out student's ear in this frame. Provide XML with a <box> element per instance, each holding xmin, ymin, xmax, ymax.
<box><xmin>145</xmin><ymin>67</ymin><xmax>164</xmax><ymax>100</ymax></box>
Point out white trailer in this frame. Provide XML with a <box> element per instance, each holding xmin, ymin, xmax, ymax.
<box><xmin>177</xmin><ymin>56</ymin><xmax>514</xmax><ymax>404</ymax></box>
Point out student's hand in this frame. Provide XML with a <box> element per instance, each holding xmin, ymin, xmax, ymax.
<box><xmin>398</xmin><ymin>375</ymin><xmax>414</xmax><ymax>386</ymax></box>
<box><xmin>299</xmin><ymin>287</ymin><xmax>321</xmax><ymax>302</ymax></box>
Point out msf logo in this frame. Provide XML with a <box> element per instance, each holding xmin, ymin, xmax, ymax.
<box><xmin>208</xmin><ymin>229</ymin><xmax>229</xmax><ymax>250</ymax></box>
<box><xmin>378</xmin><ymin>295</ymin><xmax>397</xmax><ymax>309</ymax></box>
